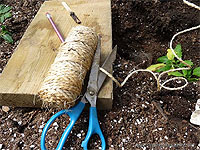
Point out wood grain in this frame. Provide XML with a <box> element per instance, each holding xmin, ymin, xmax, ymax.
<box><xmin>0</xmin><ymin>0</ymin><xmax>113</xmax><ymax>109</ymax></box>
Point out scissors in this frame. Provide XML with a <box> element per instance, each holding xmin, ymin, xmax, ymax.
<box><xmin>40</xmin><ymin>37</ymin><xmax>117</xmax><ymax>150</ymax></box>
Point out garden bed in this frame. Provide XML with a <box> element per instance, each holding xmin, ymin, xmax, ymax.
<box><xmin>0</xmin><ymin>0</ymin><xmax>199</xmax><ymax>149</ymax></box>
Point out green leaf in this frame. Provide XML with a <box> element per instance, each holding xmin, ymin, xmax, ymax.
<box><xmin>174</xmin><ymin>44</ymin><xmax>182</xmax><ymax>58</ymax></box>
<box><xmin>0</xmin><ymin>5</ymin><xmax>3</xmax><ymax>10</ymax></box>
<box><xmin>167</xmin><ymin>49</ymin><xmax>175</xmax><ymax>60</ymax></box>
<box><xmin>0</xmin><ymin>6</ymin><xmax>11</xmax><ymax>14</ymax></box>
<box><xmin>4</xmin><ymin>12</ymin><xmax>11</xmax><ymax>19</ymax></box>
<box><xmin>193</xmin><ymin>67</ymin><xmax>200</xmax><ymax>77</ymax></box>
<box><xmin>182</xmin><ymin>70</ymin><xmax>188</xmax><ymax>77</ymax></box>
<box><xmin>157</xmin><ymin>56</ymin><xmax>169</xmax><ymax>63</ymax></box>
<box><xmin>188</xmin><ymin>78</ymin><xmax>199</xmax><ymax>82</ymax></box>
<box><xmin>178</xmin><ymin>60</ymin><xmax>193</xmax><ymax>67</ymax></box>
<box><xmin>182</xmin><ymin>68</ymin><xmax>192</xmax><ymax>78</ymax></box>
<box><xmin>184</xmin><ymin>60</ymin><xmax>193</xmax><ymax>66</ymax></box>
<box><xmin>147</xmin><ymin>63</ymin><xmax>166</xmax><ymax>71</ymax></box>
<box><xmin>187</xmin><ymin>69</ymin><xmax>192</xmax><ymax>76</ymax></box>
<box><xmin>0</xmin><ymin>25</ymin><xmax>10</xmax><ymax>34</ymax></box>
<box><xmin>1</xmin><ymin>25</ymin><xmax>6</xmax><ymax>30</ymax></box>
<box><xmin>156</xmin><ymin>64</ymin><xmax>171</xmax><ymax>73</ymax></box>
<box><xmin>1</xmin><ymin>34</ymin><xmax>13</xmax><ymax>43</ymax></box>
<box><xmin>0</xmin><ymin>15</ymin><xmax>5</xmax><ymax>23</ymax></box>
<box><xmin>185</xmin><ymin>60</ymin><xmax>193</xmax><ymax>65</ymax></box>
<box><xmin>168</xmin><ymin>71</ymin><xmax>183</xmax><ymax>77</ymax></box>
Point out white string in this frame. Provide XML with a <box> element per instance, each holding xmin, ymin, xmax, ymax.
<box><xmin>160</xmin><ymin>77</ymin><xmax>188</xmax><ymax>90</ymax></box>
<box><xmin>100</xmin><ymin>67</ymin><xmax>189</xmax><ymax>91</ymax></box>
<box><xmin>183</xmin><ymin>0</ymin><xmax>200</xmax><ymax>10</ymax></box>
<box><xmin>169</xmin><ymin>25</ymin><xmax>200</xmax><ymax>68</ymax></box>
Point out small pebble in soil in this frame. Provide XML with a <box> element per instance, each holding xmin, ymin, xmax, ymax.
<box><xmin>164</xmin><ymin>136</ymin><xmax>168</xmax><ymax>140</ymax></box>
<box><xmin>39</xmin><ymin>124</ymin><xmax>44</xmax><ymax>129</ymax></box>
<box><xmin>53</xmin><ymin>122</ymin><xmax>59</xmax><ymax>130</ymax></box>
<box><xmin>197</xmin><ymin>143</ymin><xmax>200</xmax><ymax>149</ymax></box>
<box><xmin>18</xmin><ymin>121</ymin><xmax>22</xmax><ymax>125</ymax></box>
<box><xmin>142</xmin><ymin>104</ymin><xmax>147</xmax><ymax>108</ymax></box>
<box><xmin>178</xmin><ymin>81</ymin><xmax>184</xmax><ymax>85</ymax></box>
<box><xmin>53</xmin><ymin>122</ymin><xmax>58</xmax><ymax>126</ymax></box>
<box><xmin>2</xmin><ymin>106</ymin><xmax>10</xmax><ymax>113</ymax></box>
<box><xmin>77</xmin><ymin>133</ymin><xmax>81</xmax><ymax>138</ymax></box>
<box><xmin>118</xmin><ymin>117</ymin><xmax>123</xmax><ymax>123</ymax></box>
<box><xmin>159</xmin><ymin>101</ymin><xmax>163</xmax><ymax>104</ymax></box>
<box><xmin>122</xmin><ymin>139</ymin><xmax>126</xmax><ymax>142</ymax></box>
<box><xmin>30</xmin><ymin>145</ymin><xmax>35</xmax><ymax>148</ymax></box>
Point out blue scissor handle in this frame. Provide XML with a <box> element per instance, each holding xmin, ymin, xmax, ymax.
<box><xmin>41</xmin><ymin>101</ymin><xmax>85</xmax><ymax>150</ymax></box>
<box><xmin>81</xmin><ymin>107</ymin><xmax>106</xmax><ymax>150</ymax></box>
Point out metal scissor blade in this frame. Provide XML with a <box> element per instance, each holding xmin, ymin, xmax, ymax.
<box><xmin>85</xmin><ymin>37</ymin><xmax>101</xmax><ymax>107</ymax></box>
<box><xmin>98</xmin><ymin>45</ymin><xmax>117</xmax><ymax>91</ymax></box>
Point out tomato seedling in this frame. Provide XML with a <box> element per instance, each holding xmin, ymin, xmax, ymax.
<box><xmin>147</xmin><ymin>44</ymin><xmax>200</xmax><ymax>81</ymax></box>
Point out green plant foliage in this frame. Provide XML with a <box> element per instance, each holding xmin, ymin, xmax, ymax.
<box><xmin>0</xmin><ymin>4</ymin><xmax>12</xmax><ymax>23</ymax></box>
<box><xmin>167</xmin><ymin>49</ymin><xmax>174</xmax><ymax>60</ymax></box>
<box><xmin>147</xmin><ymin>44</ymin><xmax>200</xmax><ymax>81</ymax></box>
<box><xmin>174</xmin><ymin>44</ymin><xmax>182</xmax><ymax>58</ymax></box>
<box><xmin>193</xmin><ymin>67</ymin><xmax>200</xmax><ymax>77</ymax></box>
<box><xmin>146</xmin><ymin>63</ymin><xmax>166</xmax><ymax>71</ymax></box>
<box><xmin>0</xmin><ymin>25</ymin><xmax>13</xmax><ymax>43</ymax></box>
<box><xmin>168</xmin><ymin>71</ymin><xmax>183</xmax><ymax>77</ymax></box>
<box><xmin>0</xmin><ymin>5</ymin><xmax>13</xmax><ymax>44</ymax></box>
<box><xmin>157</xmin><ymin>56</ymin><xmax>169</xmax><ymax>63</ymax></box>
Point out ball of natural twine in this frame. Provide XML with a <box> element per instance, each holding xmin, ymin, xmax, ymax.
<box><xmin>38</xmin><ymin>25</ymin><xmax>98</xmax><ymax>109</ymax></box>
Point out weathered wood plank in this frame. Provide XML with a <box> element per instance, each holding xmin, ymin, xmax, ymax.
<box><xmin>0</xmin><ymin>0</ymin><xmax>113</xmax><ymax>109</ymax></box>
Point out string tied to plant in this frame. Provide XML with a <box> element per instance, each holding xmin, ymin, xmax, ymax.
<box><xmin>100</xmin><ymin>0</ymin><xmax>200</xmax><ymax>91</ymax></box>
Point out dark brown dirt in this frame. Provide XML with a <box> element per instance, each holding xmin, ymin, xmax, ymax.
<box><xmin>0</xmin><ymin>0</ymin><xmax>200</xmax><ymax>150</ymax></box>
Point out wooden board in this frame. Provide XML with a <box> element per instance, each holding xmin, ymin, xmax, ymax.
<box><xmin>0</xmin><ymin>0</ymin><xmax>113</xmax><ymax>110</ymax></box>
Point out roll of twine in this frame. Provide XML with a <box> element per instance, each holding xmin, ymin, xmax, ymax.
<box><xmin>38</xmin><ymin>25</ymin><xmax>98</xmax><ymax>109</ymax></box>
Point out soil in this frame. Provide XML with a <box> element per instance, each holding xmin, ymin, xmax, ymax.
<box><xmin>0</xmin><ymin>0</ymin><xmax>200</xmax><ymax>150</ymax></box>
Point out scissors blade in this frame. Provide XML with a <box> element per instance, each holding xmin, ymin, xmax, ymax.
<box><xmin>81</xmin><ymin>45</ymin><xmax>117</xmax><ymax>104</ymax></box>
<box><xmin>85</xmin><ymin>37</ymin><xmax>101</xmax><ymax>107</ymax></box>
<box><xmin>98</xmin><ymin>45</ymin><xmax>117</xmax><ymax>90</ymax></box>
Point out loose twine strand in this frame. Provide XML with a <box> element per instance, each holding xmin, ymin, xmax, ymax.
<box><xmin>183</xmin><ymin>0</ymin><xmax>200</xmax><ymax>10</ymax></box>
<box><xmin>100</xmin><ymin>0</ymin><xmax>200</xmax><ymax>91</ymax></box>
<box><xmin>38</xmin><ymin>25</ymin><xmax>98</xmax><ymax>109</ymax></box>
